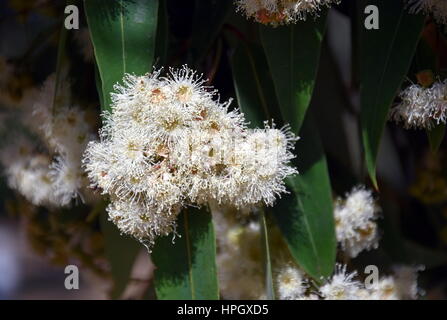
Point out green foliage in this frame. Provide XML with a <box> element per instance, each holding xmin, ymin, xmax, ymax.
<box><xmin>85</xmin><ymin>0</ymin><xmax>160</xmax><ymax>298</ymax></box>
<box><xmin>260</xmin><ymin>211</ymin><xmax>275</xmax><ymax>300</ymax></box>
<box><xmin>232</xmin><ymin>25</ymin><xmax>336</xmax><ymax>281</ymax></box>
<box><xmin>274</xmin><ymin>114</ymin><xmax>336</xmax><ymax>281</ymax></box>
<box><xmin>85</xmin><ymin>0</ymin><xmax>159</xmax><ymax>112</ymax></box>
<box><xmin>152</xmin><ymin>207</ymin><xmax>219</xmax><ymax>300</ymax></box>
<box><xmin>18</xmin><ymin>0</ymin><xmax>447</xmax><ymax>300</ymax></box>
<box><xmin>360</xmin><ymin>0</ymin><xmax>425</xmax><ymax>188</ymax></box>
<box><xmin>259</xmin><ymin>12</ymin><xmax>327</xmax><ymax>133</ymax></box>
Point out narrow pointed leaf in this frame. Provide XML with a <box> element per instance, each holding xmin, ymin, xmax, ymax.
<box><xmin>152</xmin><ymin>207</ymin><xmax>219</xmax><ymax>300</ymax></box>
<box><xmin>260</xmin><ymin>211</ymin><xmax>275</xmax><ymax>300</ymax></box>
<box><xmin>259</xmin><ymin>13</ymin><xmax>327</xmax><ymax>133</ymax></box>
<box><xmin>275</xmin><ymin>114</ymin><xmax>336</xmax><ymax>281</ymax></box>
<box><xmin>360</xmin><ymin>0</ymin><xmax>425</xmax><ymax>188</ymax></box>
<box><xmin>231</xmin><ymin>43</ymin><xmax>281</xmax><ymax>127</ymax></box>
<box><xmin>154</xmin><ymin>0</ymin><xmax>169</xmax><ymax>66</ymax></box>
<box><xmin>231</xmin><ymin>44</ymin><xmax>279</xmax><ymax>298</ymax></box>
<box><xmin>53</xmin><ymin>0</ymin><xmax>77</xmax><ymax>114</ymax></box>
<box><xmin>84</xmin><ymin>0</ymin><xmax>159</xmax><ymax>298</ymax></box>
<box><xmin>232</xmin><ymin>38</ymin><xmax>335</xmax><ymax>280</ymax></box>
<box><xmin>85</xmin><ymin>0</ymin><xmax>159</xmax><ymax>111</ymax></box>
<box><xmin>99</xmin><ymin>213</ymin><xmax>140</xmax><ymax>299</ymax></box>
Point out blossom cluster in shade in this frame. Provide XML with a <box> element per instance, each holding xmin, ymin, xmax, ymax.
<box><xmin>235</xmin><ymin>0</ymin><xmax>340</xmax><ymax>26</ymax></box>
<box><xmin>0</xmin><ymin>74</ymin><xmax>95</xmax><ymax>207</ymax></box>
<box><xmin>83</xmin><ymin>66</ymin><xmax>298</xmax><ymax>246</ymax></box>
<box><xmin>407</xmin><ymin>0</ymin><xmax>447</xmax><ymax>26</ymax></box>
<box><xmin>334</xmin><ymin>185</ymin><xmax>380</xmax><ymax>258</ymax></box>
<box><xmin>389</xmin><ymin>80</ymin><xmax>447</xmax><ymax>130</ymax></box>
<box><xmin>212</xmin><ymin>205</ymin><xmax>422</xmax><ymax>300</ymax></box>
<box><xmin>318</xmin><ymin>264</ymin><xmax>424</xmax><ymax>300</ymax></box>
<box><xmin>275</xmin><ymin>263</ymin><xmax>424</xmax><ymax>300</ymax></box>
<box><xmin>213</xmin><ymin>205</ymin><xmax>265</xmax><ymax>300</ymax></box>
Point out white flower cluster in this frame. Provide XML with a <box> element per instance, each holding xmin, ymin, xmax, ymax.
<box><xmin>0</xmin><ymin>74</ymin><xmax>95</xmax><ymax>207</ymax></box>
<box><xmin>235</xmin><ymin>0</ymin><xmax>340</xmax><ymax>25</ymax></box>
<box><xmin>213</xmin><ymin>206</ymin><xmax>265</xmax><ymax>300</ymax></box>
<box><xmin>83</xmin><ymin>66</ymin><xmax>298</xmax><ymax>245</ymax></box>
<box><xmin>389</xmin><ymin>81</ymin><xmax>447</xmax><ymax>129</ymax></box>
<box><xmin>319</xmin><ymin>264</ymin><xmax>424</xmax><ymax>300</ymax></box>
<box><xmin>407</xmin><ymin>0</ymin><xmax>447</xmax><ymax>25</ymax></box>
<box><xmin>276</xmin><ymin>265</ymin><xmax>309</xmax><ymax>300</ymax></box>
<box><xmin>334</xmin><ymin>186</ymin><xmax>380</xmax><ymax>258</ymax></box>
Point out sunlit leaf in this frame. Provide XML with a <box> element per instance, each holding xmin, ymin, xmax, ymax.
<box><xmin>152</xmin><ymin>207</ymin><xmax>219</xmax><ymax>300</ymax></box>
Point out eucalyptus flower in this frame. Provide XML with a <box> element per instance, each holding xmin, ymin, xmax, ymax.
<box><xmin>235</xmin><ymin>0</ymin><xmax>340</xmax><ymax>25</ymax></box>
<box><xmin>83</xmin><ymin>66</ymin><xmax>298</xmax><ymax>246</ymax></box>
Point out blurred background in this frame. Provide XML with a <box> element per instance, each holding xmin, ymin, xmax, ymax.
<box><xmin>1</xmin><ymin>0</ymin><xmax>447</xmax><ymax>299</ymax></box>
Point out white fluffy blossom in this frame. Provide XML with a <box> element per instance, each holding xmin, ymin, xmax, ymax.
<box><xmin>319</xmin><ymin>264</ymin><xmax>363</xmax><ymax>300</ymax></box>
<box><xmin>368</xmin><ymin>276</ymin><xmax>400</xmax><ymax>300</ymax></box>
<box><xmin>0</xmin><ymin>136</ymin><xmax>60</xmax><ymax>206</ymax></box>
<box><xmin>0</xmin><ymin>74</ymin><xmax>95</xmax><ymax>207</ymax></box>
<box><xmin>213</xmin><ymin>206</ymin><xmax>265</xmax><ymax>300</ymax></box>
<box><xmin>389</xmin><ymin>80</ymin><xmax>447</xmax><ymax>129</ymax></box>
<box><xmin>235</xmin><ymin>0</ymin><xmax>340</xmax><ymax>25</ymax></box>
<box><xmin>407</xmin><ymin>0</ymin><xmax>447</xmax><ymax>25</ymax></box>
<box><xmin>393</xmin><ymin>265</ymin><xmax>425</xmax><ymax>300</ymax></box>
<box><xmin>318</xmin><ymin>264</ymin><xmax>424</xmax><ymax>300</ymax></box>
<box><xmin>83</xmin><ymin>66</ymin><xmax>298</xmax><ymax>245</ymax></box>
<box><xmin>334</xmin><ymin>186</ymin><xmax>380</xmax><ymax>258</ymax></box>
<box><xmin>276</xmin><ymin>265</ymin><xmax>307</xmax><ymax>299</ymax></box>
<box><xmin>366</xmin><ymin>265</ymin><xmax>424</xmax><ymax>300</ymax></box>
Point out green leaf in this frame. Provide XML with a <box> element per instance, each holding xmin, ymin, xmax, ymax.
<box><xmin>260</xmin><ymin>211</ymin><xmax>275</xmax><ymax>300</ymax></box>
<box><xmin>152</xmin><ymin>207</ymin><xmax>219</xmax><ymax>300</ymax></box>
<box><xmin>231</xmin><ymin>43</ymin><xmax>281</xmax><ymax>128</ymax></box>
<box><xmin>100</xmin><ymin>212</ymin><xmax>141</xmax><ymax>299</ymax></box>
<box><xmin>154</xmin><ymin>0</ymin><xmax>169</xmax><ymax>66</ymax></box>
<box><xmin>274</xmin><ymin>113</ymin><xmax>336</xmax><ymax>281</ymax></box>
<box><xmin>53</xmin><ymin>0</ymin><xmax>77</xmax><ymax>114</ymax></box>
<box><xmin>85</xmin><ymin>0</ymin><xmax>159</xmax><ymax>298</ymax></box>
<box><xmin>232</xmin><ymin>36</ymin><xmax>335</xmax><ymax>280</ymax></box>
<box><xmin>94</xmin><ymin>62</ymin><xmax>104</xmax><ymax>109</ymax></box>
<box><xmin>360</xmin><ymin>0</ymin><xmax>425</xmax><ymax>188</ymax></box>
<box><xmin>84</xmin><ymin>0</ymin><xmax>159</xmax><ymax>112</ymax></box>
<box><xmin>259</xmin><ymin>12</ymin><xmax>327</xmax><ymax>133</ymax></box>
<box><xmin>231</xmin><ymin>44</ymin><xmax>281</xmax><ymax>298</ymax></box>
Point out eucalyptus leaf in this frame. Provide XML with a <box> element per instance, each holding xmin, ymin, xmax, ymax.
<box><xmin>85</xmin><ymin>0</ymin><xmax>159</xmax><ymax>111</ymax></box>
<box><xmin>360</xmin><ymin>0</ymin><xmax>425</xmax><ymax>188</ymax></box>
<box><xmin>85</xmin><ymin>0</ymin><xmax>159</xmax><ymax>298</ymax></box>
<box><xmin>232</xmin><ymin>35</ymin><xmax>336</xmax><ymax>280</ymax></box>
<box><xmin>152</xmin><ymin>207</ymin><xmax>219</xmax><ymax>300</ymax></box>
<box><xmin>259</xmin><ymin>13</ymin><xmax>327</xmax><ymax>133</ymax></box>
